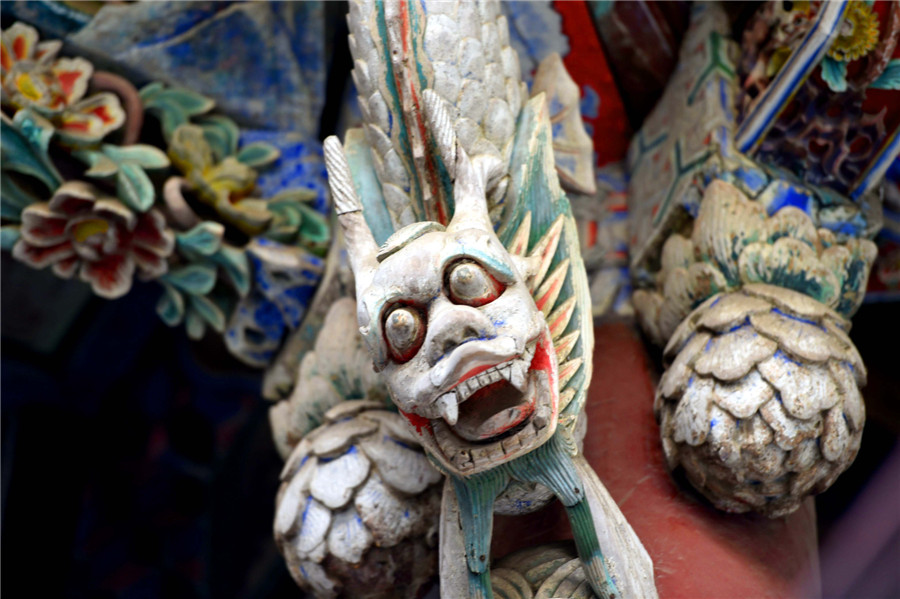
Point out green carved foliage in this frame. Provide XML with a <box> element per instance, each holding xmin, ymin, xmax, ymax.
<box><xmin>645</xmin><ymin>179</ymin><xmax>878</xmax><ymax>344</ymax></box>
<box><xmin>156</xmin><ymin>221</ymin><xmax>250</xmax><ymax>339</ymax></box>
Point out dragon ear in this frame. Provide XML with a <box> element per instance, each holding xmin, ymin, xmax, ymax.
<box><xmin>324</xmin><ymin>135</ymin><xmax>379</xmax><ymax>292</ymax></box>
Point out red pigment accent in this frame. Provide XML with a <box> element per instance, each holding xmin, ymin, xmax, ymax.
<box><xmin>550</xmin><ymin>309</ymin><xmax>569</xmax><ymax>333</ymax></box>
<box><xmin>535</xmin><ymin>277</ymin><xmax>564</xmax><ymax>311</ymax></box>
<box><xmin>530</xmin><ymin>336</ymin><xmax>554</xmax><ymax>375</ymax></box>
<box><xmin>400</xmin><ymin>410</ymin><xmax>432</xmax><ymax>435</ymax></box>
<box><xmin>399</xmin><ymin>0</ymin><xmax>410</xmax><ymax>54</ymax></box>
<box><xmin>62</xmin><ymin>120</ymin><xmax>90</xmax><ymax>132</ymax></box>
<box><xmin>12</xmin><ymin>37</ymin><xmax>26</xmax><ymax>60</ymax></box>
<box><xmin>553</xmin><ymin>0</ymin><xmax>630</xmax><ymax>166</ymax></box>
<box><xmin>1</xmin><ymin>45</ymin><xmax>12</xmax><ymax>71</ymax></box>
<box><xmin>586</xmin><ymin>221</ymin><xmax>598</xmax><ymax>248</ymax></box>
<box><xmin>57</xmin><ymin>71</ymin><xmax>81</xmax><ymax>97</ymax></box>
<box><xmin>530</xmin><ymin>332</ymin><xmax>559</xmax><ymax>412</ymax></box>
<box><xmin>92</xmin><ymin>105</ymin><xmax>112</xmax><ymax>123</ymax></box>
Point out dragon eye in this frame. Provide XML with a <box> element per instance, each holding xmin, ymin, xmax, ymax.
<box><xmin>384</xmin><ymin>306</ymin><xmax>425</xmax><ymax>362</ymax></box>
<box><xmin>446</xmin><ymin>260</ymin><xmax>504</xmax><ymax>307</ymax></box>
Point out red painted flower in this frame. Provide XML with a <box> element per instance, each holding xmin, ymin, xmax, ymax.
<box><xmin>1</xmin><ymin>22</ymin><xmax>124</xmax><ymax>142</ymax></box>
<box><xmin>12</xmin><ymin>182</ymin><xmax>175</xmax><ymax>299</ymax></box>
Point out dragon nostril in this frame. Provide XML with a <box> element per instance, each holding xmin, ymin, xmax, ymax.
<box><xmin>462</xmin><ymin>325</ymin><xmax>480</xmax><ymax>341</ymax></box>
<box><xmin>442</xmin><ymin>339</ymin><xmax>457</xmax><ymax>355</ymax></box>
<box><xmin>438</xmin><ymin>326</ymin><xmax>483</xmax><ymax>357</ymax></box>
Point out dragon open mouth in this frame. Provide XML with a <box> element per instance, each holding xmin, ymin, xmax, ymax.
<box><xmin>439</xmin><ymin>342</ymin><xmax>537</xmax><ymax>441</ymax></box>
<box><xmin>424</xmin><ymin>331</ymin><xmax>559</xmax><ymax>474</ymax></box>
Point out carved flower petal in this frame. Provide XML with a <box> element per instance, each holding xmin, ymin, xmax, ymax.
<box><xmin>692</xmin><ymin>179</ymin><xmax>766</xmax><ymax>284</ymax></box>
<box><xmin>358</xmin><ymin>434</ymin><xmax>442</xmax><ymax>495</ymax></box>
<box><xmin>295</xmin><ymin>497</ymin><xmax>332</xmax><ymax>559</ymax></box>
<box><xmin>829</xmin><ymin>361</ymin><xmax>865</xmax><ymax>432</ymax></box>
<box><xmin>713</xmin><ymin>369</ymin><xmax>775</xmax><ymax>419</ymax></box>
<box><xmin>326</xmin><ymin>506</ymin><xmax>373</xmax><ymax>564</ymax></box>
<box><xmin>132</xmin><ymin>209</ymin><xmax>175</xmax><ymax>256</ymax></box>
<box><xmin>79</xmin><ymin>252</ymin><xmax>135</xmax><ymax>299</ymax></box>
<box><xmin>2</xmin><ymin>23</ymin><xmax>39</xmax><ymax>65</ymax></box>
<box><xmin>34</xmin><ymin>40</ymin><xmax>61</xmax><ymax>64</ymax></box>
<box><xmin>353</xmin><ymin>470</ymin><xmax>436</xmax><ymax>548</ymax></box>
<box><xmin>12</xmin><ymin>238</ymin><xmax>74</xmax><ymax>268</ymax></box>
<box><xmin>294</xmin><ymin>560</ymin><xmax>337</xmax><ymax>596</ymax></box>
<box><xmin>659</xmin><ymin>234</ymin><xmax>694</xmax><ymax>280</ymax></box>
<box><xmin>275</xmin><ymin>468</ymin><xmax>310</xmax><ymax>537</ymax></box>
<box><xmin>749</xmin><ymin>310</ymin><xmax>841</xmax><ymax>363</ymax></box>
<box><xmin>693</xmin><ymin>324</ymin><xmax>777</xmax><ymax>381</ymax></box>
<box><xmin>821</xmin><ymin>405</ymin><xmax>850</xmax><ymax>463</ymax></box>
<box><xmin>90</xmin><ymin>196</ymin><xmax>135</xmax><ymax>227</ymax></box>
<box><xmin>739</xmin><ymin>239</ymin><xmax>841</xmax><ymax>308</ymax></box>
<box><xmin>673</xmin><ymin>377</ymin><xmax>714</xmax><ymax>446</ymax></box>
<box><xmin>757</xmin><ymin>351</ymin><xmax>840</xmax><ymax>420</ymax></box>
<box><xmin>695</xmin><ymin>292</ymin><xmax>771</xmax><ymax>332</ymax></box>
<box><xmin>48</xmin><ymin>181</ymin><xmax>99</xmax><ymax>215</ymax></box>
<box><xmin>19</xmin><ymin>202</ymin><xmax>68</xmax><ymax>246</ymax></box>
<box><xmin>57</xmin><ymin>92</ymin><xmax>125</xmax><ymax>142</ymax></box>
<box><xmin>309</xmin><ymin>446</ymin><xmax>371</xmax><ymax>510</ymax></box>
<box><xmin>707</xmin><ymin>404</ymin><xmax>741</xmax><ymax>468</ymax></box>
<box><xmin>765</xmin><ymin>207</ymin><xmax>818</xmax><ymax>249</ymax></box>
<box><xmin>660</xmin><ymin>331</ymin><xmax>711</xmax><ymax>399</ymax></box>
<box><xmin>52</xmin><ymin>255</ymin><xmax>80</xmax><ymax>279</ymax></box>
<box><xmin>310</xmin><ymin>418</ymin><xmax>379</xmax><ymax>457</ymax></box>
<box><xmin>50</xmin><ymin>57</ymin><xmax>92</xmax><ymax>105</ymax></box>
<box><xmin>759</xmin><ymin>397</ymin><xmax>822</xmax><ymax>451</ymax></box>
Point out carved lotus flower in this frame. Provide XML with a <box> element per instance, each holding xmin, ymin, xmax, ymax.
<box><xmin>12</xmin><ymin>181</ymin><xmax>175</xmax><ymax>298</ymax></box>
<box><xmin>633</xmin><ymin>179</ymin><xmax>877</xmax><ymax>345</ymax></box>
<box><xmin>0</xmin><ymin>22</ymin><xmax>125</xmax><ymax>143</ymax></box>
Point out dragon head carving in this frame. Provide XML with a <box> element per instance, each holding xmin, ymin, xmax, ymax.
<box><xmin>324</xmin><ymin>128</ymin><xmax>560</xmax><ymax>477</ymax></box>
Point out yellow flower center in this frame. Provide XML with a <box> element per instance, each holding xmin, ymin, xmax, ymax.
<box><xmin>72</xmin><ymin>218</ymin><xmax>109</xmax><ymax>242</ymax></box>
<box><xmin>828</xmin><ymin>2</ymin><xmax>880</xmax><ymax>62</ymax></box>
<box><xmin>15</xmin><ymin>72</ymin><xmax>43</xmax><ymax>101</ymax></box>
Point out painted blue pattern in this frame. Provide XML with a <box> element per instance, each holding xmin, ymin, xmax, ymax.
<box><xmin>239</xmin><ymin>131</ymin><xmax>329</xmax><ymax>215</ymax></box>
<box><xmin>502</xmin><ymin>1</ymin><xmax>569</xmax><ymax>81</ymax></box>
<box><xmin>66</xmin><ymin>1</ymin><xmax>327</xmax><ymax>136</ymax></box>
<box><xmin>225</xmin><ymin>240</ymin><xmax>325</xmax><ymax>366</ymax></box>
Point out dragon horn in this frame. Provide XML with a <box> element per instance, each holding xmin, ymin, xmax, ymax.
<box><xmin>323</xmin><ymin>135</ymin><xmax>378</xmax><ymax>291</ymax></box>
<box><xmin>447</xmin><ymin>144</ymin><xmax>497</xmax><ymax>233</ymax></box>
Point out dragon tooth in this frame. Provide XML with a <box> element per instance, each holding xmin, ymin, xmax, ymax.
<box><xmin>510</xmin><ymin>361</ymin><xmax>528</xmax><ymax>392</ymax></box>
<box><xmin>437</xmin><ymin>393</ymin><xmax>459</xmax><ymax>425</ymax></box>
<box><xmin>533</xmin><ymin>403</ymin><xmax>550</xmax><ymax>429</ymax></box>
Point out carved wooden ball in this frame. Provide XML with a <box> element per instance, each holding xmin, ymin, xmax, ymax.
<box><xmin>655</xmin><ymin>284</ymin><xmax>866</xmax><ymax>518</ymax></box>
<box><xmin>274</xmin><ymin>401</ymin><xmax>443</xmax><ymax>598</ymax></box>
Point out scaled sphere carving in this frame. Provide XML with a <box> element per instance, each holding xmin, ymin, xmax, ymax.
<box><xmin>656</xmin><ymin>284</ymin><xmax>866</xmax><ymax>517</ymax></box>
<box><xmin>275</xmin><ymin>401</ymin><xmax>443</xmax><ymax>599</ymax></box>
